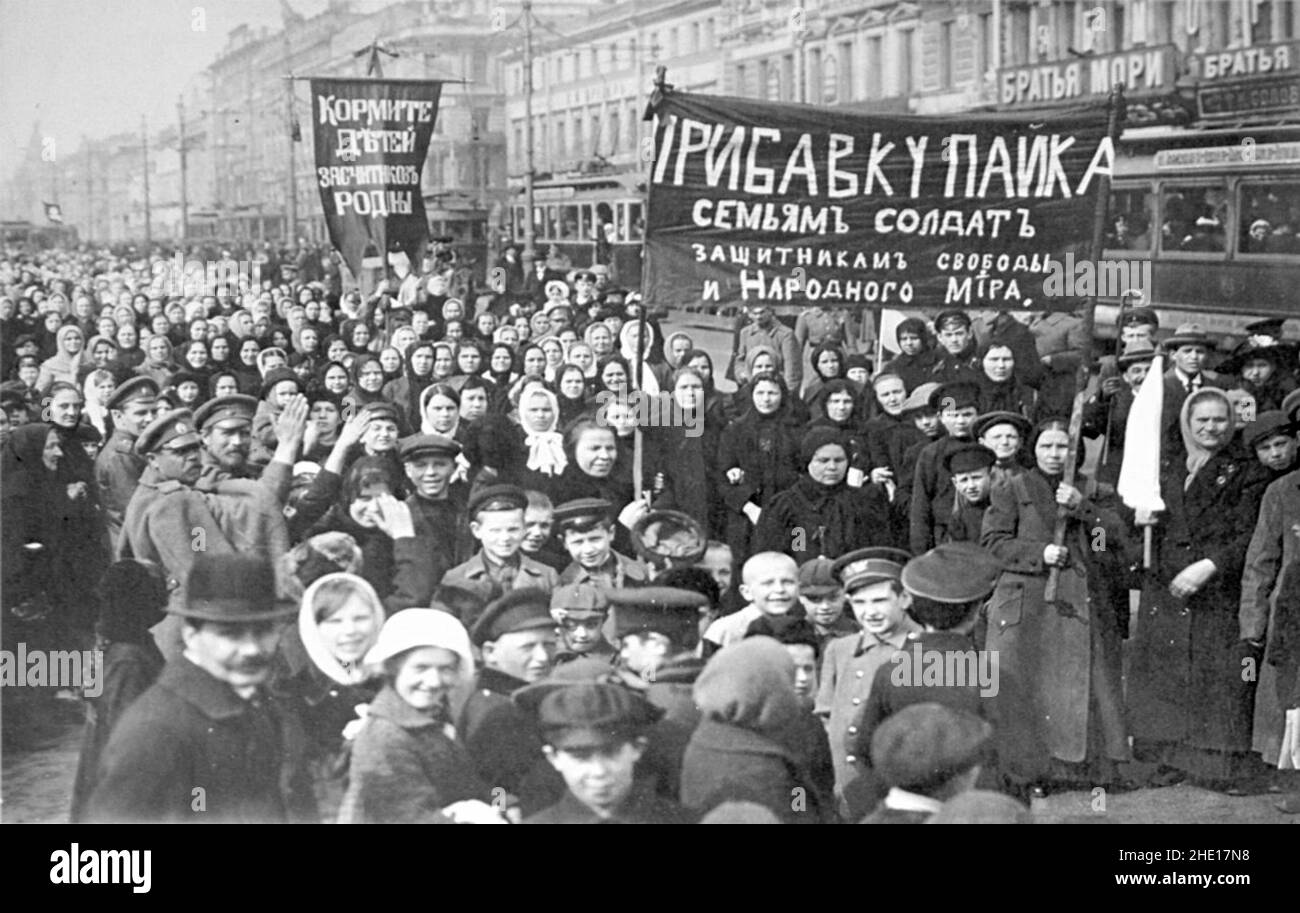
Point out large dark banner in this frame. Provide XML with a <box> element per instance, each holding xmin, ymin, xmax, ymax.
<box><xmin>310</xmin><ymin>78</ymin><xmax>443</xmax><ymax>279</ymax></box>
<box><xmin>644</xmin><ymin>91</ymin><xmax>1115</xmax><ymax>312</ymax></box>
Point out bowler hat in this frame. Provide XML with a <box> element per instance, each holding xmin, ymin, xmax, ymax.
<box><xmin>171</xmin><ymin>553</ymin><xmax>296</xmax><ymax>622</ymax></box>
<box><xmin>1117</xmin><ymin>342</ymin><xmax>1158</xmax><ymax>369</ymax></box>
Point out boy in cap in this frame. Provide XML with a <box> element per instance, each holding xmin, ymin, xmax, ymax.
<box><xmin>85</xmin><ymin>554</ymin><xmax>316</xmax><ymax>823</ymax></box>
<box><xmin>815</xmin><ymin>547</ymin><xmax>921</xmax><ymax>816</ymax></box>
<box><xmin>517</xmin><ymin>681</ymin><xmax>692</xmax><ymax>823</ymax></box>
<box><xmin>440</xmin><ymin>484</ymin><xmax>559</xmax><ymax>603</ymax></box>
<box><xmin>1246</xmin><ymin>411</ymin><xmax>1299</xmax><ymax>478</ymax></box>
<box><xmin>847</xmin><ymin>542</ymin><xmax>1002</xmax><ymax>819</ymax></box>
<box><xmin>939</xmin><ymin>443</ymin><xmax>998</xmax><ymax>544</ymax></box>
<box><xmin>94</xmin><ymin>376</ymin><xmax>159</xmax><ymax>544</ymax></box>
<box><xmin>796</xmin><ymin>555</ymin><xmax>857</xmax><ymax>653</ymax></box>
<box><xmin>457</xmin><ymin>587</ymin><xmax>565</xmax><ymax>814</ymax></box>
<box><xmin>701</xmin><ymin>551</ymin><xmax>800</xmax><ymax>654</ymax></box>
<box><xmin>859</xmin><ymin>703</ymin><xmax>993</xmax><ymax>824</ymax></box>
<box><xmin>400</xmin><ymin>432</ymin><xmax>474</xmax><ymax>582</ymax></box>
<box><xmin>551</xmin><ymin>582</ymin><xmax>617</xmax><ymax>664</ymax></box>
<box><xmin>929</xmin><ymin>310</ymin><xmax>981</xmax><ymax>386</ymax></box>
<box><xmin>908</xmin><ymin>381</ymin><xmax>981</xmax><ymax>554</ymax></box>
<box><xmin>554</xmin><ymin>497</ymin><xmax>649</xmax><ymax>588</ymax></box>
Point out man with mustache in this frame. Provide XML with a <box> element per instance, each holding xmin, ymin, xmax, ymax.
<box><xmin>85</xmin><ymin>554</ymin><xmax>317</xmax><ymax>823</ymax></box>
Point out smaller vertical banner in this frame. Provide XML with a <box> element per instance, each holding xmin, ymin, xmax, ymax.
<box><xmin>309</xmin><ymin>78</ymin><xmax>443</xmax><ymax>278</ymax></box>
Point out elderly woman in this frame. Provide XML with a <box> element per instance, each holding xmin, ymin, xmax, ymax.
<box><xmin>275</xmin><ymin>572</ymin><xmax>385</xmax><ymax>819</ymax></box>
<box><xmin>754</xmin><ymin>427</ymin><xmax>894</xmax><ymax>564</ymax></box>
<box><xmin>981</xmin><ymin>419</ymin><xmax>1132</xmax><ymax>798</ymax></box>
<box><xmin>339</xmin><ymin>609</ymin><xmax>492</xmax><ymax>824</ymax></box>
<box><xmin>1128</xmin><ymin>388</ymin><xmax>1270</xmax><ymax>792</ymax></box>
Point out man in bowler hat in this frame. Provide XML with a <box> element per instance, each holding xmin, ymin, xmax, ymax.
<box><xmin>84</xmin><ymin>554</ymin><xmax>317</xmax><ymax>823</ymax></box>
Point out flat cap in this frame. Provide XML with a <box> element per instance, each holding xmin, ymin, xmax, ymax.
<box><xmin>468</xmin><ymin>483</ymin><xmax>528</xmax><ymax>517</ymax></box>
<box><xmin>629</xmin><ymin>509</ymin><xmax>708</xmax><ymax>567</ymax></box>
<box><xmin>972</xmin><ymin>411</ymin><xmax>1032</xmax><ymax>442</ymax></box>
<box><xmin>869</xmin><ymin>703</ymin><xmax>993</xmax><ymax>791</ymax></box>
<box><xmin>470</xmin><ymin>587</ymin><xmax>555</xmax><ymax>646</ymax></box>
<box><xmin>135</xmin><ymin>408</ymin><xmax>201</xmax><ymax>456</ymax></box>
<box><xmin>553</xmin><ymin>497</ymin><xmax>614</xmax><ymax>529</ymax></box>
<box><xmin>943</xmin><ymin>442</ymin><xmax>998</xmax><ymax>476</ymax></box>
<box><xmin>534</xmin><ymin>683</ymin><xmax>662</xmax><ymax>750</ymax></box>
<box><xmin>901</xmin><ymin>542</ymin><xmax>1002</xmax><ymax>604</ymax></box>
<box><xmin>1245</xmin><ymin>410</ymin><xmax>1296</xmax><ymax>450</ymax></box>
<box><xmin>797</xmin><ymin>555</ymin><xmax>841</xmax><ymax>596</ymax></box>
<box><xmin>259</xmin><ymin>366</ymin><xmax>303</xmax><ymax>400</ymax></box>
<box><xmin>511</xmin><ymin>657</ymin><xmax>632</xmax><ymax>715</ymax></box>
<box><xmin>930</xmin><ymin>381</ymin><xmax>980</xmax><ymax>412</ymax></box>
<box><xmin>193</xmin><ymin>393</ymin><xmax>257</xmax><ymax>430</ymax></box>
<box><xmin>830</xmin><ymin>546</ymin><xmax>911</xmax><ymax>593</ymax></box>
<box><xmin>607</xmin><ymin>586</ymin><xmax>708</xmax><ymax>647</ymax></box>
<box><xmin>550</xmin><ymin>582</ymin><xmax>610</xmax><ymax>619</ymax></box>
<box><xmin>358</xmin><ymin>401</ymin><xmax>400</xmax><ymax>425</ymax></box>
<box><xmin>398</xmin><ymin>432</ymin><xmax>462</xmax><ymax>461</ymax></box>
<box><xmin>105</xmin><ymin>376</ymin><xmax>159</xmax><ymax>412</ymax></box>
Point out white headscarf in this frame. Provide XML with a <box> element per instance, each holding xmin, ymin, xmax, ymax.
<box><xmin>1180</xmin><ymin>387</ymin><xmax>1235</xmax><ymax>490</ymax></box>
<box><xmin>299</xmin><ymin>573</ymin><xmax>386</xmax><ymax>686</ymax></box>
<box><xmin>519</xmin><ymin>386</ymin><xmax>567</xmax><ymax>477</ymax></box>
<box><xmin>619</xmin><ymin>321</ymin><xmax>659</xmax><ymax>396</ymax></box>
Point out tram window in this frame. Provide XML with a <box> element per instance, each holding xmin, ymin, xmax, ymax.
<box><xmin>1159</xmin><ymin>184</ymin><xmax>1229</xmax><ymax>254</ymax></box>
<box><xmin>533</xmin><ymin>207</ymin><xmax>547</xmax><ymax>241</ymax></box>
<box><xmin>1105</xmin><ymin>187</ymin><xmax>1154</xmax><ymax>252</ymax></box>
<box><xmin>559</xmin><ymin>204</ymin><xmax>580</xmax><ymax>240</ymax></box>
<box><xmin>1238</xmin><ymin>182</ymin><xmax>1300</xmax><ymax>255</ymax></box>
<box><xmin>629</xmin><ymin>202</ymin><xmax>645</xmax><ymax>240</ymax></box>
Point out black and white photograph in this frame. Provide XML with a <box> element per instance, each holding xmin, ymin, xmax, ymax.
<box><xmin>1</xmin><ymin>0</ymin><xmax>1298</xmax><ymax>851</ymax></box>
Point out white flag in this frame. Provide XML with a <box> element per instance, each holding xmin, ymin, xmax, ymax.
<box><xmin>1117</xmin><ymin>354</ymin><xmax>1165</xmax><ymax>512</ymax></box>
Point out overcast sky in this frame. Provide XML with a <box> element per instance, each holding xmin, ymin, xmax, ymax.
<box><xmin>0</xmin><ymin>0</ymin><xmax>328</xmax><ymax>181</ymax></box>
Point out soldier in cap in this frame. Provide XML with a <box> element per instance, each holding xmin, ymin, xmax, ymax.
<box><xmin>908</xmin><ymin>381</ymin><xmax>982</xmax><ymax>554</ymax></box>
<box><xmin>192</xmin><ymin>392</ymin><xmax>308</xmax><ymax>505</ymax></box>
<box><xmin>551</xmin><ymin>582</ymin><xmax>617</xmax><ymax>664</ymax></box>
<box><xmin>85</xmin><ymin>554</ymin><xmax>317</xmax><ymax>823</ymax></box>
<box><xmin>815</xmin><ymin>546</ymin><xmax>921</xmax><ymax>815</ymax></box>
<box><xmin>517</xmin><ymin>681</ymin><xmax>692</xmax><ymax>824</ymax></box>
<box><xmin>859</xmin><ymin>703</ymin><xmax>993</xmax><ymax>824</ymax></box>
<box><xmin>554</xmin><ymin>497</ymin><xmax>649</xmax><ymax>588</ymax></box>
<box><xmin>456</xmin><ymin>588</ymin><xmax>565</xmax><ymax>813</ymax></box>
<box><xmin>440</xmin><ymin>484</ymin><xmax>560</xmax><ymax>603</ymax></box>
<box><xmin>94</xmin><ymin>376</ymin><xmax>159</xmax><ymax>545</ymax></box>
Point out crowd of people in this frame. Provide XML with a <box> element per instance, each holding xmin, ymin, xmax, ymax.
<box><xmin>2</xmin><ymin>240</ymin><xmax>1299</xmax><ymax>824</ymax></box>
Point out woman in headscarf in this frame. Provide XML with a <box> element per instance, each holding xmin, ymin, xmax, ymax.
<box><xmin>113</xmin><ymin>322</ymin><xmax>145</xmax><ymax>371</ymax></box>
<box><xmin>715</xmin><ymin>371</ymin><xmax>805</xmax><ymax>573</ymax></box>
<box><xmin>552</xmin><ymin>363</ymin><xmax>593</xmax><ymax>429</ymax></box>
<box><xmin>1128</xmin><ymin>387</ymin><xmax>1270</xmax><ymax>792</ymax></box>
<box><xmin>481</xmin><ymin>382</ymin><xmax>568</xmax><ymax>496</ymax></box>
<box><xmin>681</xmin><ymin>348</ymin><xmax>736</xmax><ymax>429</ymax></box>
<box><xmin>734</xmin><ymin>346</ymin><xmax>810</xmax><ymax>425</ymax></box>
<box><xmin>208</xmin><ymin>369</ymin><xmax>242</xmax><ymax>401</ymax></box>
<box><xmin>1</xmin><ymin>423</ymin><xmax>67</xmax><ymax>622</ymax></box>
<box><xmin>647</xmin><ymin>365</ymin><xmax>722</xmax><ymax>532</ymax></box>
<box><xmin>976</xmin><ymin>339</ymin><xmax>1036</xmax><ymax>419</ymax></box>
<box><xmin>619</xmin><ymin>320</ymin><xmax>662</xmax><ymax>396</ymax></box>
<box><xmin>340</xmin><ymin>319</ymin><xmax>373</xmax><ymax>357</ymax></box>
<box><xmin>564</xmin><ymin>341</ymin><xmax>599</xmax><ymax>388</ymax></box>
<box><xmin>383</xmin><ymin>341</ymin><xmax>437</xmax><ymax>431</ymax></box>
<box><xmin>806</xmin><ymin>378</ymin><xmax>870</xmax><ymax>477</ymax></box>
<box><xmin>207</xmin><ymin>332</ymin><xmax>236</xmax><ymax>375</ymax></box>
<box><xmin>339</xmin><ymin>609</ymin><xmax>491</xmax><ymax>824</ymax></box>
<box><xmin>232</xmin><ymin>336</ymin><xmax>263</xmax><ymax>395</ymax></box>
<box><xmin>430</xmin><ymin>341</ymin><xmax>457</xmax><ymax>384</ymax></box>
<box><xmin>802</xmin><ymin>342</ymin><xmax>847</xmax><ymax>412</ymax></box>
<box><xmin>881</xmin><ymin>316</ymin><xmax>938</xmax><ymax>392</ymax></box>
<box><xmin>982</xmin><ymin>418</ymin><xmax>1133</xmax><ymax>799</ymax></box>
<box><xmin>274</xmin><ymin>572</ymin><xmax>385</xmax><ymax>820</ymax></box>
<box><xmin>519</xmin><ymin>344</ymin><xmax>547</xmax><ymax>381</ymax></box>
<box><xmin>82</xmin><ymin>368</ymin><xmax>117</xmax><ymax>439</ymax></box>
<box><xmin>178</xmin><ymin>339</ymin><xmax>212</xmax><ymax>381</ymax></box>
<box><xmin>595</xmin><ymin>353</ymin><xmax>634</xmax><ymax>399</ymax></box>
<box><xmin>343</xmin><ymin>353</ymin><xmax>389</xmax><ymax>411</ymax></box>
<box><xmin>584</xmin><ymin>320</ymin><xmax>616</xmax><ymax>361</ymax></box>
<box><xmin>318</xmin><ymin>360</ymin><xmax>353</xmax><ymax>401</ymax></box>
<box><xmin>538</xmin><ymin>336</ymin><xmax>565</xmax><ymax>384</ymax></box>
<box><xmin>663</xmin><ymin>331</ymin><xmax>695</xmax><ymax>374</ymax></box>
<box><xmin>134</xmin><ymin>334</ymin><xmax>175</xmax><ymax>387</ymax></box>
<box><xmin>36</xmin><ymin>310</ymin><xmax>66</xmax><ymax>360</ymax></box>
<box><xmin>77</xmin><ymin>335</ymin><xmax>123</xmax><ymax>386</ymax></box>
<box><xmin>484</xmin><ymin>343</ymin><xmax>518</xmax><ymax>391</ymax></box>
<box><xmin>35</xmin><ymin>324</ymin><xmax>88</xmax><ymax>394</ymax></box>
